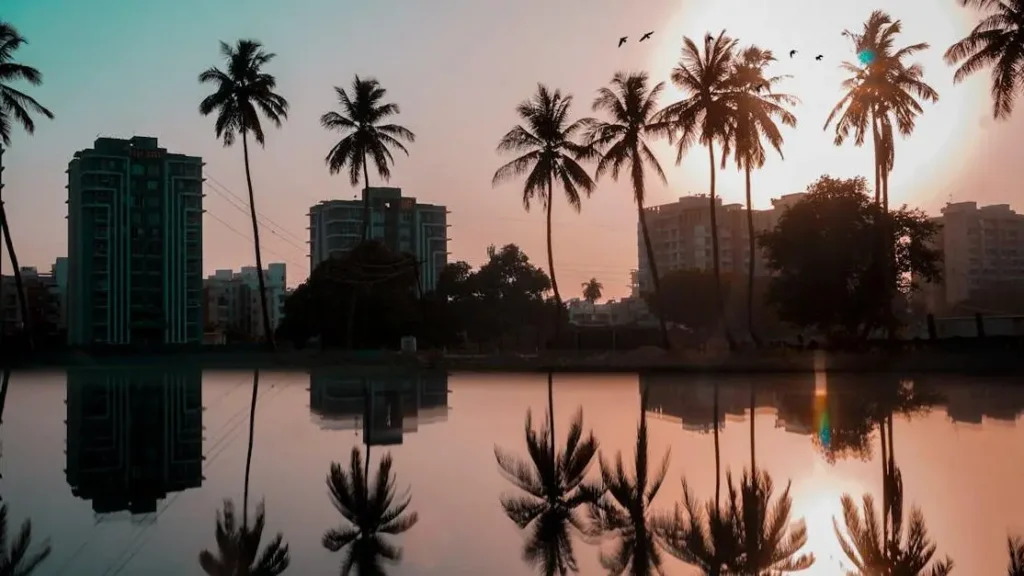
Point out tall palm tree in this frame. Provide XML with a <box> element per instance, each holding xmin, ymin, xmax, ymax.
<box><xmin>584</xmin><ymin>71</ymin><xmax>671</xmax><ymax>349</ymax></box>
<box><xmin>0</xmin><ymin>22</ymin><xmax>54</xmax><ymax>347</ymax></box>
<box><xmin>493</xmin><ymin>84</ymin><xmax>595</xmax><ymax>341</ymax></box>
<box><xmin>588</xmin><ymin>384</ymin><xmax>670</xmax><ymax>575</ymax></box>
<box><xmin>944</xmin><ymin>0</ymin><xmax>1024</xmax><ymax>120</ymax></box>
<box><xmin>725</xmin><ymin>46</ymin><xmax>797</xmax><ymax>345</ymax></box>
<box><xmin>321</xmin><ymin>76</ymin><xmax>416</xmax><ymax>241</ymax></box>
<box><xmin>655</xmin><ymin>32</ymin><xmax>740</xmax><ymax>349</ymax></box>
<box><xmin>198</xmin><ymin>500</ymin><xmax>290</xmax><ymax>576</ymax></box>
<box><xmin>198</xmin><ymin>39</ymin><xmax>288</xmax><ymax>349</ymax></box>
<box><xmin>322</xmin><ymin>447</ymin><xmax>419</xmax><ymax>575</ymax></box>
<box><xmin>723</xmin><ymin>470</ymin><xmax>815</xmax><ymax>575</ymax></box>
<box><xmin>494</xmin><ymin>373</ymin><xmax>602</xmax><ymax>575</ymax></box>
<box><xmin>655</xmin><ymin>478</ymin><xmax>738</xmax><ymax>575</ymax></box>
<box><xmin>242</xmin><ymin>370</ymin><xmax>259</xmax><ymax>528</ymax></box>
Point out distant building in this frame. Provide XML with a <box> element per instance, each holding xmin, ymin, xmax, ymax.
<box><xmin>635</xmin><ymin>193</ymin><xmax>803</xmax><ymax>294</ymax></box>
<box><xmin>1</xmin><ymin>262</ymin><xmax>66</xmax><ymax>341</ymax></box>
<box><xmin>566</xmin><ymin>297</ymin><xmax>659</xmax><ymax>328</ymax></box>
<box><xmin>65</xmin><ymin>136</ymin><xmax>204</xmax><ymax>346</ymax></box>
<box><xmin>308</xmin><ymin>187</ymin><xmax>449</xmax><ymax>291</ymax></box>
<box><xmin>202</xmin><ymin>264</ymin><xmax>286</xmax><ymax>342</ymax></box>
<box><xmin>65</xmin><ymin>368</ymin><xmax>203</xmax><ymax>516</ymax></box>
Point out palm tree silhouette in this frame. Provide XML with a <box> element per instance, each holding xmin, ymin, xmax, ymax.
<box><xmin>494</xmin><ymin>373</ymin><xmax>602</xmax><ymax>575</ymax></box>
<box><xmin>725</xmin><ymin>46</ymin><xmax>797</xmax><ymax>345</ymax></box>
<box><xmin>0</xmin><ymin>21</ymin><xmax>54</xmax><ymax>349</ymax></box>
<box><xmin>321</xmin><ymin>75</ymin><xmax>416</xmax><ymax>242</ymax></box>
<box><xmin>584</xmin><ymin>71</ymin><xmax>671</xmax><ymax>349</ymax></box>
<box><xmin>723</xmin><ymin>469</ymin><xmax>815</xmax><ymax>574</ymax></box>
<box><xmin>322</xmin><ymin>446</ymin><xmax>419</xmax><ymax>575</ymax></box>
<box><xmin>944</xmin><ymin>0</ymin><xmax>1024</xmax><ymax>120</ymax></box>
<box><xmin>655</xmin><ymin>32</ymin><xmax>740</xmax><ymax>349</ymax></box>
<box><xmin>581</xmin><ymin>278</ymin><xmax>603</xmax><ymax>309</ymax></box>
<box><xmin>588</xmin><ymin>384</ymin><xmax>670</xmax><ymax>575</ymax></box>
<box><xmin>655</xmin><ymin>478</ymin><xmax>738</xmax><ymax>575</ymax></box>
<box><xmin>493</xmin><ymin>84</ymin><xmax>595</xmax><ymax>341</ymax></box>
<box><xmin>0</xmin><ymin>503</ymin><xmax>51</xmax><ymax>576</ymax></box>
<box><xmin>1007</xmin><ymin>536</ymin><xmax>1024</xmax><ymax>575</ymax></box>
<box><xmin>198</xmin><ymin>39</ymin><xmax>288</xmax><ymax>349</ymax></box>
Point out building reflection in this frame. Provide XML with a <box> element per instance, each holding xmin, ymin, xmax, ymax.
<box><xmin>64</xmin><ymin>368</ymin><xmax>203</xmax><ymax>517</ymax></box>
<box><xmin>309</xmin><ymin>369</ymin><xmax>449</xmax><ymax>445</ymax></box>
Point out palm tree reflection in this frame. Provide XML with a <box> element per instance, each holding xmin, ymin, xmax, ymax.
<box><xmin>494</xmin><ymin>373</ymin><xmax>601</xmax><ymax>575</ymax></box>
<box><xmin>1007</xmin><ymin>536</ymin><xmax>1024</xmax><ymax>576</ymax></box>
<box><xmin>655</xmin><ymin>479</ymin><xmax>737</xmax><ymax>575</ymax></box>
<box><xmin>724</xmin><ymin>469</ymin><xmax>814</xmax><ymax>574</ymax></box>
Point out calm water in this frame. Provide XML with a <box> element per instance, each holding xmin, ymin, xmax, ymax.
<box><xmin>1</xmin><ymin>368</ymin><xmax>1022</xmax><ymax>575</ymax></box>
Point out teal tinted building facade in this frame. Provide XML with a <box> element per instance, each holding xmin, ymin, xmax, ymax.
<box><xmin>66</xmin><ymin>137</ymin><xmax>204</xmax><ymax>346</ymax></box>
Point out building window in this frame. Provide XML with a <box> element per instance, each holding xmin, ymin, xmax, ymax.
<box><xmin>132</xmin><ymin>164</ymin><xmax>144</xmax><ymax>176</ymax></box>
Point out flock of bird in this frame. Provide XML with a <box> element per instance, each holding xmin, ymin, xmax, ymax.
<box><xmin>617</xmin><ymin>30</ymin><xmax>826</xmax><ymax>61</ymax></box>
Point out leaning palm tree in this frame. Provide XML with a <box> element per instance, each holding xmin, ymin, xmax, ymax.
<box><xmin>944</xmin><ymin>0</ymin><xmax>1024</xmax><ymax>120</ymax></box>
<box><xmin>588</xmin><ymin>384</ymin><xmax>670</xmax><ymax>575</ymax></box>
<box><xmin>0</xmin><ymin>22</ymin><xmax>54</xmax><ymax>347</ymax></box>
<box><xmin>322</xmin><ymin>447</ymin><xmax>419</xmax><ymax>575</ymax></box>
<box><xmin>198</xmin><ymin>500</ymin><xmax>290</xmax><ymax>576</ymax></box>
<box><xmin>494</xmin><ymin>375</ymin><xmax>602</xmax><ymax>575</ymax></box>
<box><xmin>655</xmin><ymin>479</ymin><xmax>739</xmax><ymax>575</ymax></box>
<box><xmin>584</xmin><ymin>71</ymin><xmax>671</xmax><ymax>349</ymax></box>
<box><xmin>1008</xmin><ymin>536</ymin><xmax>1024</xmax><ymax>576</ymax></box>
<box><xmin>198</xmin><ymin>39</ymin><xmax>288</xmax><ymax>349</ymax></box>
<box><xmin>833</xmin><ymin>465</ymin><xmax>953</xmax><ymax>575</ymax></box>
<box><xmin>321</xmin><ymin>76</ymin><xmax>416</xmax><ymax>241</ymax></box>
<box><xmin>655</xmin><ymin>32</ymin><xmax>740</xmax><ymax>349</ymax></box>
<box><xmin>493</xmin><ymin>84</ymin><xmax>595</xmax><ymax>341</ymax></box>
<box><xmin>724</xmin><ymin>469</ymin><xmax>815</xmax><ymax>575</ymax></box>
<box><xmin>725</xmin><ymin>46</ymin><xmax>797</xmax><ymax>345</ymax></box>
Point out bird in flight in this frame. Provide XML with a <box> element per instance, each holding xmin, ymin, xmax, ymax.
<box><xmin>618</xmin><ymin>36</ymin><xmax>628</xmax><ymax>47</ymax></box>
<box><xmin>640</xmin><ymin>31</ymin><xmax>654</xmax><ymax>42</ymax></box>
<box><xmin>815</xmin><ymin>54</ymin><xmax>823</xmax><ymax>61</ymax></box>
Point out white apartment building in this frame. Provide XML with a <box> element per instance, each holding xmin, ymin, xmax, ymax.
<box><xmin>203</xmin><ymin>263</ymin><xmax>287</xmax><ymax>342</ymax></box>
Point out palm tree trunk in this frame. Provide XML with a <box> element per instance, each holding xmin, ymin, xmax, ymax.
<box><xmin>706</xmin><ymin>143</ymin><xmax>732</xmax><ymax>350</ymax></box>
<box><xmin>0</xmin><ymin>145</ymin><xmax>5</xmax><ymax>350</ymax></box>
<box><xmin>749</xmin><ymin>381</ymin><xmax>756</xmax><ymax>475</ymax></box>
<box><xmin>0</xmin><ymin>206</ymin><xmax>32</xmax><ymax>350</ymax></box>
<box><xmin>547</xmin><ymin>372</ymin><xmax>555</xmax><ymax>465</ymax></box>
<box><xmin>243</xmin><ymin>369</ymin><xmax>260</xmax><ymax>528</ymax></box>
<box><xmin>713</xmin><ymin>381</ymin><xmax>721</xmax><ymax>509</ymax></box>
<box><xmin>361</xmin><ymin>155</ymin><xmax>372</xmax><ymax>242</ymax></box>
<box><xmin>241</xmin><ymin>133</ymin><xmax>275</xmax><ymax>350</ymax></box>
<box><xmin>878</xmin><ymin>414</ymin><xmax>889</xmax><ymax>545</ymax></box>
<box><xmin>545</xmin><ymin>181</ymin><xmax>563</xmax><ymax>346</ymax></box>
<box><xmin>637</xmin><ymin>201</ymin><xmax>670</xmax><ymax>349</ymax></box>
<box><xmin>744</xmin><ymin>165</ymin><xmax>757</xmax><ymax>347</ymax></box>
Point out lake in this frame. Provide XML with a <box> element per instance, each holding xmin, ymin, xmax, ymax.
<box><xmin>0</xmin><ymin>368</ymin><xmax>1022</xmax><ymax>575</ymax></box>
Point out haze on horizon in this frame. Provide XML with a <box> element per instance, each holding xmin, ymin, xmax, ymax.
<box><xmin>3</xmin><ymin>0</ymin><xmax>1022</xmax><ymax>298</ymax></box>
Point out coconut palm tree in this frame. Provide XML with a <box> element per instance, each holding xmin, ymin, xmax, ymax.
<box><xmin>725</xmin><ymin>46</ymin><xmax>797</xmax><ymax>345</ymax></box>
<box><xmin>321</xmin><ymin>76</ymin><xmax>416</xmax><ymax>241</ymax></box>
<box><xmin>198</xmin><ymin>500</ymin><xmax>290</xmax><ymax>576</ymax></box>
<box><xmin>322</xmin><ymin>447</ymin><xmax>419</xmax><ymax>575</ymax></box>
<box><xmin>242</xmin><ymin>370</ymin><xmax>259</xmax><ymax>528</ymax></box>
<box><xmin>493</xmin><ymin>84</ymin><xmax>595</xmax><ymax>341</ymax></box>
<box><xmin>0</xmin><ymin>504</ymin><xmax>51</xmax><ymax>576</ymax></box>
<box><xmin>494</xmin><ymin>373</ymin><xmax>602</xmax><ymax>575</ymax></box>
<box><xmin>198</xmin><ymin>39</ymin><xmax>288</xmax><ymax>349</ymax></box>
<box><xmin>723</xmin><ymin>470</ymin><xmax>815</xmax><ymax>575</ymax></box>
<box><xmin>944</xmin><ymin>0</ymin><xmax>1024</xmax><ymax>120</ymax></box>
<box><xmin>0</xmin><ymin>21</ymin><xmax>54</xmax><ymax>347</ymax></box>
<box><xmin>584</xmin><ymin>71</ymin><xmax>671</xmax><ymax>349</ymax></box>
<box><xmin>654</xmin><ymin>478</ymin><xmax>738</xmax><ymax>575</ymax></box>
<box><xmin>582</xmin><ymin>278</ymin><xmax>603</xmax><ymax>309</ymax></box>
<box><xmin>654</xmin><ymin>32</ymin><xmax>740</xmax><ymax>349</ymax></box>
<box><xmin>588</xmin><ymin>384</ymin><xmax>670</xmax><ymax>575</ymax></box>
<box><xmin>1008</xmin><ymin>536</ymin><xmax>1024</xmax><ymax>575</ymax></box>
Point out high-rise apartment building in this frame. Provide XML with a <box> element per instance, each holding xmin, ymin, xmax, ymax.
<box><xmin>66</xmin><ymin>137</ymin><xmax>204</xmax><ymax>346</ymax></box>
<box><xmin>308</xmin><ymin>187</ymin><xmax>449</xmax><ymax>291</ymax></box>
<box><xmin>635</xmin><ymin>193</ymin><xmax>804</xmax><ymax>294</ymax></box>
<box><xmin>919</xmin><ymin>202</ymin><xmax>1024</xmax><ymax>309</ymax></box>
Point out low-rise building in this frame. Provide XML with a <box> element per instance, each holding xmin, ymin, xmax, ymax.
<box><xmin>1</xmin><ymin>261</ymin><xmax>66</xmax><ymax>341</ymax></box>
<box><xmin>202</xmin><ymin>264</ymin><xmax>286</xmax><ymax>343</ymax></box>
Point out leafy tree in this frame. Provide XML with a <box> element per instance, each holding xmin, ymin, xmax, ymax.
<box><xmin>198</xmin><ymin>500</ymin><xmax>290</xmax><ymax>576</ymax></box>
<box><xmin>654</xmin><ymin>32</ymin><xmax>740</xmax><ymax>348</ymax></box>
<box><xmin>321</xmin><ymin>76</ymin><xmax>416</xmax><ymax>240</ymax></box>
<box><xmin>471</xmin><ymin>244</ymin><xmax>555</xmax><ymax>346</ymax></box>
<box><xmin>584</xmin><ymin>71</ymin><xmax>671</xmax><ymax>349</ymax></box>
<box><xmin>646</xmin><ymin>270</ymin><xmax>783</xmax><ymax>340</ymax></box>
<box><xmin>581</xmin><ymin>278</ymin><xmax>603</xmax><ymax>306</ymax></box>
<box><xmin>198</xmin><ymin>39</ymin><xmax>288</xmax><ymax>349</ymax></box>
<box><xmin>944</xmin><ymin>0</ymin><xmax>1024</xmax><ymax>120</ymax></box>
<box><xmin>492</xmin><ymin>84</ymin><xmax>595</xmax><ymax>339</ymax></box>
<box><xmin>725</xmin><ymin>46</ymin><xmax>797</xmax><ymax>345</ymax></box>
<box><xmin>758</xmin><ymin>175</ymin><xmax>942</xmax><ymax>339</ymax></box>
<box><xmin>0</xmin><ymin>21</ymin><xmax>54</xmax><ymax>347</ymax></box>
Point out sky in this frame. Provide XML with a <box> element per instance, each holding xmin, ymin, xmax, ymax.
<box><xmin>2</xmin><ymin>0</ymin><xmax>1022</xmax><ymax>299</ymax></box>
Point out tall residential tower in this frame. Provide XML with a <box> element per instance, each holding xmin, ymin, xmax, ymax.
<box><xmin>66</xmin><ymin>136</ymin><xmax>204</xmax><ymax>346</ymax></box>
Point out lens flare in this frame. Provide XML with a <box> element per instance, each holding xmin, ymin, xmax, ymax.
<box><xmin>858</xmin><ymin>49</ymin><xmax>875</xmax><ymax>66</ymax></box>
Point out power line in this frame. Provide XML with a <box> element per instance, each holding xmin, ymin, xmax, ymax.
<box><xmin>204</xmin><ymin>209</ymin><xmax>308</xmax><ymax>274</ymax></box>
<box><xmin>203</xmin><ymin>182</ymin><xmax>309</xmax><ymax>254</ymax></box>
<box><xmin>203</xmin><ymin>172</ymin><xmax>309</xmax><ymax>246</ymax></box>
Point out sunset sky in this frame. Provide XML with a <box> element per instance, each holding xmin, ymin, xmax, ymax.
<box><xmin>3</xmin><ymin>0</ymin><xmax>1022</xmax><ymax>298</ymax></box>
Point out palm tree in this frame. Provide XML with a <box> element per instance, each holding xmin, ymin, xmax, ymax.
<box><xmin>0</xmin><ymin>22</ymin><xmax>54</xmax><ymax>347</ymax></box>
<box><xmin>582</xmin><ymin>278</ymin><xmax>603</xmax><ymax>309</ymax></box>
<box><xmin>588</xmin><ymin>384</ymin><xmax>670</xmax><ymax>575</ymax></box>
<box><xmin>198</xmin><ymin>39</ymin><xmax>288</xmax><ymax>349</ymax></box>
<box><xmin>493</xmin><ymin>373</ymin><xmax>602</xmax><ymax>575</ymax></box>
<box><xmin>944</xmin><ymin>0</ymin><xmax>1024</xmax><ymax>120</ymax></box>
<box><xmin>655</xmin><ymin>479</ymin><xmax>738</xmax><ymax>575</ymax></box>
<box><xmin>584</xmin><ymin>71</ymin><xmax>671</xmax><ymax>349</ymax></box>
<box><xmin>242</xmin><ymin>370</ymin><xmax>259</xmax><ymax>528</ymax></box>
<box><xmin>321</xmin><ymin>76</ymin><xmax>416</xmax><ymax>241</ymax></box>
<box><xmin>493</xmin><ymin>84</ymin><xmax>595</xmax><ymax>340</ymax></box>
<box><xmin>654</xmin><ymin>32</ymin><xmax>740</xmax><ymax>349</ymax></box>
<box><xmin>198</xmin><ymin>500</ymin><xmax>290</xmax><ymax>576</ymax></box>
<box><xmin>724</xmin><ymin>470</ymin><xmax>815</xmax><ymax>575</ymax></box>
<box><xmin>322</xmin><ymin>447</ymin><xmax>419</xmax><ymax>575</ymax></box>
<box><xmin>1008</xmin><ymin>536</ymin><xmax>1024</xmax><ymax>576</ymax></box>
<box><xmin>725</xmin><ymin>46</ymin><xmax>797</xmax><ymax>345</ymax></box>
<box><xmin>833</xmin><ymin>465</ymin><xmax>953</xmax><ymax>575</ymax></box>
